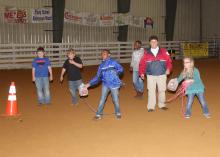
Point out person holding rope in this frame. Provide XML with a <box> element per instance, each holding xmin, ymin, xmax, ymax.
<box><xmin>177</xmin><ymin>57</ymin><xmax>211</xmax><ymax>118</ymax></box>
<box><xmin>85</xmin><ymin>49</ymin><xmax>124</xmax><ymax>120</ymax></box>
<box><xmin>139</xmin><ymin>35</ymin><xmax>172</xmax><ymax>112</ymax></box>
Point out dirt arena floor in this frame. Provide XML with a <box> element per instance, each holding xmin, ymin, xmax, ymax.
<box><xmin>0</xmin><ymin>58</ymin><xmax>220</xmax><ymax>157</ymax></box>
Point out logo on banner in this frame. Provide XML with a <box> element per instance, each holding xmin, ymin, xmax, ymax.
<box><xmin>144</xmin><ymin>17</ymin><xmax>153</xmax><ymax>28</ymax></box>
<box><xmin>4</xmin><ymin>7</ymin><xmax>27</xmax><ymax>24</ymax></box>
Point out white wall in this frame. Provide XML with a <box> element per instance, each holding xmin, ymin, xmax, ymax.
<box><xmin>0</xmin><ymin>0</ymin><xmax>219</xmax><ymax>44</ymax></box>
<box><xmin>128</xmin><ymin>0</ymin><xmax>166</xmax><ymax>41</ymax></box>
<box><xmin>173</xmin><ymin>0</ymin><xmax>201</xmax><ymax>41</ymax></box>
<box><xmin>63</xmin><ymin>0</ymin><xmax>117</xmax><ymax>43</ymax></box>
<box><xmin>202</xmin><ymin>0</ymin><xmax>220</xmax><ymax>40</ymax></box>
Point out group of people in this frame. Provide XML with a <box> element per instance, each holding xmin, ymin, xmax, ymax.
<box><xmin>32</xmin><ymin>35</ymin><xmax>211</xmax><ymax>120</ymax></box>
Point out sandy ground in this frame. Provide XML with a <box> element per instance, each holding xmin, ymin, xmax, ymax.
<box><xmin>0</xmin><ymin>59</ymin><xmax>220</xmax><ymax>157</ymax></box>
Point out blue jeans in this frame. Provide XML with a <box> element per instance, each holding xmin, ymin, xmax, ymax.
<box><xmin>132</xmin><ymin>71</ymin><xmax>144</xmax><ymax>93</ymax></box>
<box><xmin>68</xmin><ymin>80</ymin><xmax>82</xmax><ymax>104</ymax></box>
<box><xmin>96</xmin><ymin>85</ymin><xmax>121</xmax><ymax>116</ymax></box>
<box><xmin>185</xmin><ymin>92</ymin><xmax>210</xmax><ymax>116</ymax></box>
<box><xmin>35</xmin><ymin>77</ymin><xmax>51</xmax><ymax>104</ymax></box>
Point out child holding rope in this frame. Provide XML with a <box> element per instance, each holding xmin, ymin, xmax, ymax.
<box><xmin>177</xmin><ymin>57</ymin><xmax>210</xmax><ymax>118</ymax></box>
<box><xmin>85</xmin><ymin>49</ymin><xmax>124</xmax><ymax>120</ymax></box>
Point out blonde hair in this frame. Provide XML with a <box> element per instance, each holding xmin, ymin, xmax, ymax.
<box><xmin>182</xmin><ymin>57</ymin><xmax>194</xmax><ymax>79</ymax></box>
<box><xmin>67</xmin><ymin>48</ymin><xmax>76</xmax><ymax>55</ymax></box>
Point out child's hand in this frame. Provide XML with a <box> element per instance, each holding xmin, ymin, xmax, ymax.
<box><xmin>185</xmin><ymin>79</ymin><xmax>194</xmax><ymax>84</ymax></box>
<box><xmin>32</xmin><ymin>77</ymin><xmax>35</xmax><ymax>82</ymax></box>
<box><xmin>85</xmin><ymin>83</ymin><xmax>90</xmax><ymax>89</ymax></box>
<box><xmin>49</xmin><ymin>75</ymin><xmax>53</xmax><ymax>81</ymax></box>
<box><xmin>60</xmin><ymin>76</ymin><xmax>64</xmax><ymax>83</ymax></box>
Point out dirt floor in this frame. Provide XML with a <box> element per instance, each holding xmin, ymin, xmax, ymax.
<box><xmin>0</xmin><ymin>59</ymin><xmax>220</xmax><ymax>157</ymax></box>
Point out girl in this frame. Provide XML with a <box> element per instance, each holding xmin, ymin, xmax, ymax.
<box><xmin>178</xmin><ymin>57</ymin><xmax>210</xmax><ymax>118</ymax></box>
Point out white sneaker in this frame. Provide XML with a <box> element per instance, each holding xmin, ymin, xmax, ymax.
<box><xmin>184</xmin><ymin>115</ymin><xmax>191</xmax><ymax>119</ymax></box>
<box><xmin>204</xmin><ymin>114</ymin><xmax>211</xmax><ymax>119</ymax></box>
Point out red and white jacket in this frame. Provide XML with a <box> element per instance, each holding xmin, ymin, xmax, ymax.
<box><xmin>139</xmin><ymin>47</ymin><xmax>172</xmax><ymax>76</ymax></box>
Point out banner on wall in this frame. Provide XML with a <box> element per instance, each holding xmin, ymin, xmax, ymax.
<box><xmin>129</xmin><ymin>16</ymin><xmax>143</xmax><ymax>28</ymax></box>
<box><xmin>115</xmin><ymin>13</ymin><xmax>131</xmax><ymax>26</ymax></box>
<box><xmin>64</xmin><ymin>9</ymin><xmax>83</xmax><ymax>24</ymax></box>
<box><xmin>31</xmin><ymin>8</ymin><xmax>52</xmax><ymax>23</ymax></box>
<box><xmin>82</xmin><ymin>12</ymin><xmax>99</xmax><ymax>26</ymax></box>
<box><xmin>99</xmin><ymin>14</ymin><xmax>114</xmax><ymax>27</ymax></box>
<box><xmin>3</xmin><ymin>7</ymin><xmax>154</xmax><ymax>28</ymax></box>
<box><xmin>4</xmin><ymin>7</ymin><xmax>28</xmax><ymax>24</ymax></box>
<box><xmin>181</xmin><ymin>42</ymin><xmax>209</xmax><ymax>57</ymax></box>
<box><xmin>144</xmin><ymin>17</ymin><xmax>154</xmax><ymax>28</ymax></box>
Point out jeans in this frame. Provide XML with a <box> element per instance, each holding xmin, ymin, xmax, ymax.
<box><xmin>133</xmin><ymin>71</ymin><xmax>144</xmax><ymax>93</ymax></box>
<box><xmin>68</xmin><ymin>79</ymin><xmax>82</xmax><ymax>104</ymax></box>
<box><xmin>96</xmin><ymin>85</ymin><xmax>121</xmax><ymax>116</ymax></box>
<box><xmin>35</xmin><ymin>77</ymin><xmax>51</xmax><ymax>104</ymax></box>
<box><xmin>185</xmin><ymin>92</ymin><xmax>210</xmax><ymax>116</ymax></box>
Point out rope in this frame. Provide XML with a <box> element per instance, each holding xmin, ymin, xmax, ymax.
<box><xmin>166</xmin><ymin>81</ymin><xmax>192</xmax><ymax>117</ymax></box>
<box><xmin>80</xmin><ymin>97</ymin><xmax>116</xmax><ymax>116</ymax></box>
<box><xmin>80</xmin><ymin>82</ymin><xmax>126</xmax><ymax>116</ymax></box>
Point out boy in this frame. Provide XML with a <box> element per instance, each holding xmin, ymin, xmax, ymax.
<box><xmin>139</xmin><ymin>35</ymin><xmax>172</xmax><ymax>112</ymax></box>
<box><xmin>85</xmin><ymin>49</ymin><xmax>124</xmax><ymax>120</ymax></box>
<box><xmin>130</xmin><ymin>40</ymin><xmax>144</xmax><ymax>98</ymax></box>
<box><xmin>32</xmin><ymin>47</ymin><xmax>53</xmax><ymax>105</ymax></box>
<box><xmin>60</xmin><ymin>49</ymin><xmax>83</xmax><ymax>105</ymax></box>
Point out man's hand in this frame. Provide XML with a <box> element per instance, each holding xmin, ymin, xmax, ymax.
<box><xmin>129</xmin><ymin>67</ymin><xmax>133</xmax><ymax>73</ymax></box>
<box><xmin>166</xmin><ymin>69</ymin><xmax>170</xmax><ymax>75</ymax></box>
<box><xmin>140</xmin><ymin>74</ymin><xmax>145</xmax><ymax>80</ymax></box>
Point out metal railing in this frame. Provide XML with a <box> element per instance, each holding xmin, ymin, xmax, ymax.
<box><xmin>0</xmin><ymin>41</ymin><xmax>218</xmax><ymax>69</ymax></box>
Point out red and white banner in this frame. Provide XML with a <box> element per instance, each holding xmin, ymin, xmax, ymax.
<box><xmin>99</xmin><ymin>14</ymin><xmax>114</xmax><ymax>27</ymax></box>
<box><xmin>64</xmin><ymin>9</ymin><xmax>83</xmax><ymax>24</ymax></box>
<box><xmin>4</xmin><ymin>7</ymin><xmax>28</xmax><ymax>24</ymax></box>
<box><xmin>3</xmin><ymin>7</ymin><xmax>154</xmax><ymax>29</ymax></box>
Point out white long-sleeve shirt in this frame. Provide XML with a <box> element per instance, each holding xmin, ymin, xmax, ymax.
<box><xmin>130</xmin><ymin>48</ymin><xmax>144</xmax><ymax>71</ymax></box>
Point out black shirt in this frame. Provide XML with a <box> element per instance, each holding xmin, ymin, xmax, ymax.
<box><xmin>63</xmin><ymin>56</ymin><xmax>83</xmax><ymax>81</ymax></box>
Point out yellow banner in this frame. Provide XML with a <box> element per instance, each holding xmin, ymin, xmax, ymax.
<box><xmin>181</xmin><ymin>42</ymin><xmax>208</xmax><ymax>57</ymax></box>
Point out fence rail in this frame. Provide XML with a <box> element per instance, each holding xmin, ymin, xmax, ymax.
<box><xmin>0</xmin><ymin>41</ymin><xmax>218</xmax><ymax>69</ymax></box>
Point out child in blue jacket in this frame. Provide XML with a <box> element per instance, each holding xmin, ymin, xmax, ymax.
<box><xmin>85</xmin><ymin>49</ymin><xmax>124</xmax><ymax>120</ymax></box>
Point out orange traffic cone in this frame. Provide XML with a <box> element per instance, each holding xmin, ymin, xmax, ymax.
<box><xmin>4</xmin><ymin>82</ymin><xmax>19</xmax><ymax>116</ymax></box>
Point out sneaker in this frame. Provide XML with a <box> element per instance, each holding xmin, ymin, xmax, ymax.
<box><xmin>184</xmin><ymin>115</ymin><xmax>191</xmax><ymax>119</ymax></box>
<box><xmin>148</xmin><ymin>109</ymin><xmax>154</xmax><ymax>112</ymax></box>
<box><xmin>134</xmin><ymin>91</ymin><xmax>143</xmax><ymax>98</ymax></box>
<box><xmin>116</xmin><ymin>115</ymin><xmax>122</xmax><ymax>119</ymax></box>
<box><xmin>71</xmin><ymin>102</ymin><xmax>79</xmax><ymax>106</ymax></box>
<box><xmin>204</xmin><ymin>114</ymin><xmax>211</xmax><ymax>119</ymax></box>
<box><xmin>93</xmin><ymin>115</ymin><xmax>102</xmax><ymax>120</ymax></box>
<box><xmin>160</xmin><ymin>107</ymin><xmax>168</xmax><ymax>111</ymax></box>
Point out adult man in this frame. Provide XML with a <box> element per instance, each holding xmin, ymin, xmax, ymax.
<box><xmin>139</xmin><ymin>35</ymin><xmax>172</xmax><ymax>112</ymax></box>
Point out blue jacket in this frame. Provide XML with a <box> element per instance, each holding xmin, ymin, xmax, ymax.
<box><xmin>89</xmin><ymin>58</ymin><xmax>124</xmax><ymax>89</ymax></box>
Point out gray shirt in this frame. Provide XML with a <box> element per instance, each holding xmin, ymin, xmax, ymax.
<box><xmin>130</xmin><ymin>48</ymin><xmax>144</xmax><ymax>71</ymax></box>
